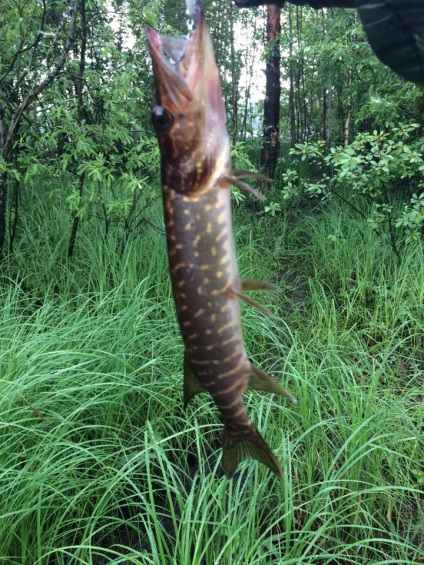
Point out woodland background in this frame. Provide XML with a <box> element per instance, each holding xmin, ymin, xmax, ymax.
<box><xmin>0</xmin><ymin>0</ymin><xmax>423</xmax><ymax>563</ymax></box>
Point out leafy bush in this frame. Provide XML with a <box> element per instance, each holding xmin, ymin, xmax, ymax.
<box><xmin>280</xmin><ymin>124</ymin><xmax>424</xmax><ymax>256</ymax></box>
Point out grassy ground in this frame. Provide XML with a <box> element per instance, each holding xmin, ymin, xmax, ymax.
<box><xmin>0</xmin><ymin>189</ymin><xmax>423</xmax><ymax>564</ymax></box>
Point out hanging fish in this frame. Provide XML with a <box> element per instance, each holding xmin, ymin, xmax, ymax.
<box><xmin>146</xmin><ymin>3</ymin><xmax>296</xmax><ymax>478</ymax></box>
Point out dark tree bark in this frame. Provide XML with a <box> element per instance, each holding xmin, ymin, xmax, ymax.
<box><xmin>261</xmin><ymin>5</ymin><xmax>281</xmax><ymax>179</ymax></box>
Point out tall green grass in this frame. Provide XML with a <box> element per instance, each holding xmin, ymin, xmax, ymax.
<box><xmin>0</xmin><ymin>190</ymin><xmax>422</xmax><ymax>564</ymax></box>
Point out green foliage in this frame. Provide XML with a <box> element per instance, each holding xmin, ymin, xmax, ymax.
<box><xmin>263</xmin><ymin>201</ymin><xmax>281</xmax><ymax>216</ymax></box>
<box><xmin>396</xmin><ymin>192</ymin><xmax>424</xmax><ymax>238</ymax></box>
<box><xmin>1</xmin><ymin>0</ymin><xmax>168</xmax><ymax>256</ymax></box>
<box><xmin>279</xmin><ymin>168</ymin><xmax>301</xmax><ymax>201</ymax></box>
<box><xmin>286</xmin><ymin>124</ymin><xmax>424</xmax><ymax>251</ymax></box>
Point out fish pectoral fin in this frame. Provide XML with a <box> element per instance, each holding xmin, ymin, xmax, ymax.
<box><xmin>248</xmin><ymin>365</ymin><xmax>298</xmax><ymax>404</ymax></box>
<box><xmin>240</xmin><ymin>278</ymin><xmax>282</xmax><ymax>293</ymax></box>
<box><xmin>231</xmin><ymin>170</ymin><xmax>272</xmax><ymax>182</ymax></box>
<box><xmin>229</xmin><ymin>286</ymin><xmax>275</xmax><ymax>317</ymax></box>
<box><xmin>183</xmin><ymin>352</ymin><xmax>208</xmax><ymax>409</ymax></box>
<box><xmin>222</xmin><ymin>426</ymin><xmax>283</xmax><ymax>479</ymax></box>
<box><xmin>221</xmin><ymin>174</ymin><xmax>266</xmax><ymax>201</ymax></box>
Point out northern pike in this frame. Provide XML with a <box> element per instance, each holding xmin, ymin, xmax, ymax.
<box><xmin>146</xmin><ymin>3</ymin><xmax>297</xmax><ymax>478</ymax></box>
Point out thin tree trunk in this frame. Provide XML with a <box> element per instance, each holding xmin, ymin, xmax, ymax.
<box><xmin>68</xmin><ymin>171</ymin><xmax>85</xmax><ymax>258</ymax></box>
<box><xmin>0</xmin><ymin>171</ymin><xmax>7</xmax><ymax>257</ymax></box>
<box><xmin>288</xmin><ymin>5</ymin><xmax>296</xmax><ymax>145</ymax></box>
<box><xmin>241</xmin><ymin>81</ymin><xmax>251</xmax><ymax>141</ymax></box>
<box><xmin>322</xmin><ymin>89</ymin><xmax>326</xmax><ymax>142</ymax></box>
<box><xmin>229</xmin><ymin>1</ymin><xmax>238</xmax><ymax>143</ymax></box>
<box><xmin>295</xmin><ymin>6</ymin><xmax>303</xmax><ymax>143</ymax></box>
<box><xmin>325</xmin><ymin>87</ymin><xmax>332</xmax><ymax>151</ymax></box>
<box><xmin>241</xmin><ymin>14</ymin><xmax>257</xmax><ymax>141</ymax></box>
<box><xmin>261</xmin><ymin>5</ymin><xmax>281</xmax><ymax>179</ymax></box>
<box><xmin>68</xmin><ymin>0</ymin><xmax>87</xmax><ymax>258</ymax></box>
<box><xmin>9</xmin><ymin>177</ymin><xmax>19</xmax><ymax>253</ymax></box>
<box><xmin>344</xmin><ymin>68</ymin><xmax>352</xmax><ymax>147</ymax></box>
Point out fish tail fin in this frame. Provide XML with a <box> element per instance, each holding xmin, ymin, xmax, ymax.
<box><xmin>222</xmin><ymin>426</ymin><xmax>283</xmax><ymax>479</ymax></box>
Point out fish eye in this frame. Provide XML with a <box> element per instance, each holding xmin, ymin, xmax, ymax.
<box><xmin>151</xmin><ymin>106</ymin><xmax>173</xmax><ymax>133</ymax></box>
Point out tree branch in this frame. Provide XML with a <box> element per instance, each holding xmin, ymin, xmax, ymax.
<box><xmin>3</xmin><ymin>0</ymin><xmax>79</xmax><ymax>158</ymax></box>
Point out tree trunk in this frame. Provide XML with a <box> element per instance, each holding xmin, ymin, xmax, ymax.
<box><xmin>68</xmin><ymin>171</ymin><xmax>85</xmax><ymax>258</ymax></box>
<box><xmin>0</xmin><ymin>171</ymin><xmax>7</xmax><ymax>257</ymax></box>
<box><xmin>68</xmin><ymin>0</ymin><xmax>87</xmax><ymax>258</ymax></box>
<box><xmin>344</xmin><ymin>68</ymin><xmax>352</xmax><ymax>147</ymax></box>
<box><xmin>288</xmin><ymin>5</ymin><xmax>296</xmax><ymax>145</ymax></box>
<box><xmin>325</xmin><ymin>87</ymin><xmax>332</xmax><ymax>151</ymax></box>
<box><xmin>261</xmin><ymin>5</ymin><xmax>281</xmax><ymax>179</ymax></box>
<box><xmin>9</xmin><ymin>176</ymin><xmax>19</xmax><ymax>253</ymax></box>
<box><xmin>296</xmin><ymin>7</ymin><xmax>305</xmax><ymax>143</ymax></box>
<box><xmin>229</xmin><ymin>1</ymin><xmax>238</xmax><ymax>143</ymax></box>
<box><xmin>241</xmin><ymin>13</ymin><xmax>258</xmax><ymax>140</ymax></box>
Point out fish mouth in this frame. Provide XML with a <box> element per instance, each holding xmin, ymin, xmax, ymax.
<box><xmin>146</xmin><ymin>10</ymin><xmax>206</xmax><ymax>110</ymax></box>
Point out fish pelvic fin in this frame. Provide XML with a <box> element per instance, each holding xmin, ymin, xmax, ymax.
<box><xmin>229</xmin><ymin>286</ymin><xmax>275</xmax><ymax>317</ymax></box>
<box><xmin>240</xmin><ymin>278</ymin><xmax>282</xmax><ymax>293</ymax></box>
<box><xmin>221</xmin><ymin>172</ymin><xmax>267</xmax><ymax>201</ymax></box>
<box><xmin>248</xmin><ymin>364</ymin><xmax>298</xmax><ymax>404</ymax></box>
<box><xmin>231</xmin><ymin>170</ymin><xmax>272</xmax><ymax>182</ymax></box>
<box><xmin>223</xmin><ymin>426</ymin><xmax>283</xmax><ymax>479</ymax></box>
<box><xmin>183</xmin><ymin>352</ymin><xmax>208</xmax><ymax>409</ymax></box>
<box><xmin>222</xmin><ymin>169</ymin><xmax>272</xmax><ymax>200</ymax></box>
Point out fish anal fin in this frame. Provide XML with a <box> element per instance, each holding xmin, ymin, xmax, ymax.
<box><xmin>222</xmin><ymin>426</ymin><xmax>283</xmax><ymax>479</ymax></box>
<box><xmin>229</xmin><ymin>286</ymin><xmax>275</xmax><ymax>317</ymax></box>
<box><xmin>221</xmin><ymin>174</ymin><xmax>266</xmax><ymax>201</ymax></box>
<box><xmin>184</xmin><ymin>352</ymin><xmax>208</xmax><ymax>409</ymax></box>
<box><xmin>248</xmin><ymin>364</ymin><xmax>298</xmax><ymax>404</ymax></box>
<box><xmin>240</xmin><ymin>278</ymin><xmax>282</xmax><ymax>293</ymax></box>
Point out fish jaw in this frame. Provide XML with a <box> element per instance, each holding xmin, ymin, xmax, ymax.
<box><xmin>146</xmin><ymin>11</ymin><xmax>230</xmax><ymax>194</ymax></box>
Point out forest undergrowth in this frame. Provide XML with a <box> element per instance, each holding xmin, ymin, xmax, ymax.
<box><xmin>0</xmin><ymin>186</ymin><xmax>423</xmax><ymax>564</ymax></box>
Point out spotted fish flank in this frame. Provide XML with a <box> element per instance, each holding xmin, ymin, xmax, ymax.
<box><xmin>146</xmin><ymin>3</ymin><xmax>297</xmax><ymax>479</ymax></box>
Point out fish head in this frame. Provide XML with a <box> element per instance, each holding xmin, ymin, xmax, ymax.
<box><xmin>146</xmin><ymin>10</ymin><xmax>230</xmax><ymax>194</ymax></box>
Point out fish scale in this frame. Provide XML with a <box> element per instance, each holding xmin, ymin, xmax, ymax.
<box><xmin>147</xmin><ymin>4</ymin><xmax>297</xmax><ymax>479</ymax></box>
